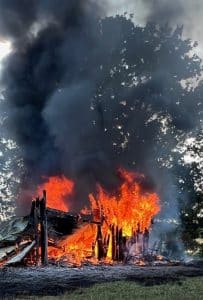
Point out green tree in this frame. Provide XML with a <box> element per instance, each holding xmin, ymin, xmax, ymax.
<box><xmin>0</xmin><ymin>15</ymin><xmax>202</xmax><ymax>249</ymax></box>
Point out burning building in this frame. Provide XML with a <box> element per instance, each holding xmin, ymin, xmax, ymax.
<box><xmin>46</xmin><ymin>168</ymin><xmax>160</xmax><ymax>265</ymax></box>
<box><xmin>0</xmin><ymin>168</ymin><xmax>163</xmax><ymax>267</ymax></box>
<box><xmin>0</xmin><ymin>0</ymin><xmax>202</xmax><ymax>269</ymax></box>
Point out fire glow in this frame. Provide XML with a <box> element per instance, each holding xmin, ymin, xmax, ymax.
<box><xmin>37</xmin><ymin>168</ymin><xmax>160</xmax><ymax>265</ymax></box>
<box><xmin>37</xmin><ymin>176</ymin><xmax>74</xmax><ymax>212</ymax></box>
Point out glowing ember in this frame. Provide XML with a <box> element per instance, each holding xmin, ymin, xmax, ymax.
<box><xmin>37</xmin><ymin>176</ymin><xmax>74</xmax><ymax>212</ymax></box>
<box><xmin>49</xmin><ymin>224</ymin><xmax>97</xmax><ymax>265</ymax></box>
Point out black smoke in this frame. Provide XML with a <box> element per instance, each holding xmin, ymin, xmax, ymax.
<box><xmin>0</xmin><ymin>1</ymin><xmax>202</xmax><ymax>217</ymax></box>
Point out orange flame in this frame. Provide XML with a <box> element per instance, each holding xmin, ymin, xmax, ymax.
<box><xmin>59</xmin><ymin>224</ymin><xmax>97</xmax><ymax>265</ymax></box>
<box><xmin>89</xmin><ymin>168</ymin><xmax>160</xmax><ymax>235</ymax></box>
<box><xmin>37</xmin><ymin>176</ymin><xmax>74</xmax><ymax>212</ymax></box>
<box><xmin>47</xmin><ymin>168</ymin><xmax>160</xmax><ymax>265</ymax></box>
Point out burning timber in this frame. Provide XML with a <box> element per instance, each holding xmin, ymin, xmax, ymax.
<box><xmin>0</xmin><ymin>192</ymin><xmax>78</xmax><ymax>267</ymax></box>
<box><xmin>0</xmin><ymin>189</ymin><xmax>185</xmax><ymax>267</ymax></box>
<box><xmin>1</xmin><ymin>168</ymin><xmax>167</xmax><ymax>266</ymax></box>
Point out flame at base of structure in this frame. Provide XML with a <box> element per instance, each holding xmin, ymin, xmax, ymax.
<box><xmin>43</xmin><ymin>168</ymin><xmax>160</xmax><ymax>266</ymax></box>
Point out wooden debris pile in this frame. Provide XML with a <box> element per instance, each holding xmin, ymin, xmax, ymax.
<box><xmin>0</xmin><ymin>190</ymin><xmax>77</xmax><ymax>267</ymax></box>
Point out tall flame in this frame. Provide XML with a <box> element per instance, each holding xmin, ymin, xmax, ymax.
<box><xmin>89</xmin><ymin>168</ymin><xmax>160</xmax><ymax>235</ymax></box>
<box><xmin>37</xmin><ymin>176</ymin><xmax>74</xmax><ymax>212</ymax></box>
<box><xmin>47</xmin><ymin>168</ymin><xmax>160</xmax><ymax>264</ymax></box>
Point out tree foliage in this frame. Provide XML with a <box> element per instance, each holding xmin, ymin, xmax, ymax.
<box><xmin>0</xmin><ymin>15</ymin><xmax>202</xmax><ymax>250</ymax></box>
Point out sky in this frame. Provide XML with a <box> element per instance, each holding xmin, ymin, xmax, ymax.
<box><xmin>0</xmin><ymin>1</ymin><xmax>203</xmax><ymax>64</ymax></box>
<box><xmin>0</xmin><ymin>1</ymin><xmax>202</xmax><ymax>168</ymax></box>
<box><xmin>106</xmin><ymin>0</ymin><xmax>203</xmax><ymax>59</ymax></box>
<box><xmin>0</xmin><ymin>0</ymin><xmax>202</xmax><ymax>175</ymax></box>
<box><xmin>0</xmin><ymin>40</ymin><xmax>11</xmax><ymax>72</ymax></box>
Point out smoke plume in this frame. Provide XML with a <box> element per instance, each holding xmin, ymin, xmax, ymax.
<box><xmin>0</xmin><ymin>0</ymin><xmax>202</xmax><ymax>220</ymax></box>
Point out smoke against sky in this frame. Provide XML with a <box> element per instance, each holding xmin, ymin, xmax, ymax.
<box><xmin>107</xmin><ymin>0</ymin><xmax>203</xmax><ymax>58</ymax></box>
<box><xmin>0</xmin><ymin>0</ymin><xmax>202</xmax><ymax>220</ymax></box>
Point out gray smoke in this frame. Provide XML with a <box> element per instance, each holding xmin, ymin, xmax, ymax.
<box><xmin>0</xmin><ymin>0</ymin><xmax>202</xmax><ymax>225</ymax></box>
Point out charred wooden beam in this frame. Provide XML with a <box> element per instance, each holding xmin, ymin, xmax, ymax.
<box><xmin>40</xmin><ymin>190</ymin><xmax>48</xmax><ymax>265</ymax></box>
<box><xmin>0</xmin><ymin>245</ymin><xmax>17</xmax><ymax>262</ymax></box>
<box><xmin>143</xmin><ymin>228</ymin><xmax>149</xmax><ymax>255</ymax></box>
<box><xmin>111</xmin><ymin>225</ymin><xmax>116</xmax><ymax>261</ymax></box>
<box><xmin>116</xmin><ymin>226</ymin><xmax>119</xmax><ymax>261</ymax></box>
<box><xmin>118</xmin><ymin>228</ymin><xmax>123</xmax><ymax>261</ymax></box>
<box><xmin>5</xmin><ymin>240</ymin><xmax>36</xmax><ymax>267</ymax></box>
<box><xmin>96</xmin><ymin>223</ymin><xmax>103</xmax><ymax>260</ymax></box>
<box><xmin>46</xmin><ymin>208</ymin><xmax>78</xmax><ymax>237</ymax></box>
<box><xmin>33</xmin><ymin>198</ymin><xmax>40</xmax><ymax>265</ymax></box>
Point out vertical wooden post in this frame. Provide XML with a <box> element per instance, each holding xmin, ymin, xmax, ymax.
<box><xmin>111</xmin><ymin>224</ymin><xmax>116</xmax><ymax>261</ymax></box>
<box><xmin>34</xmin><ymin>198</ymin><xmax>40</xmax><ymax>265</ymax></box>
<box><xmin>143</xmin><ymin>228</ymin><xmax>149</xmax><ymax>255</ymax></box>
<box><xmin>116</xmin><ymin>225</ymin><xmax>119</xmax><ymax>261</ymax></box>
<box><xmin>105</xmin><ymin>233</ymin><xmax>110</xmax><ymax>258</ymax></box>
<box><xmin>96</xmin><ymin>223</ymin><xmax>103</xmax><ymax>260</ymax></box>
<box><xmin>118</xmin><ymin>228</ymin><xmax>123</xmax><ymax>261</ymax></box>
<box><xmin>40</xmin><ymin>190</ymin><xmax>48</xmax><ymax>265</ymax></box>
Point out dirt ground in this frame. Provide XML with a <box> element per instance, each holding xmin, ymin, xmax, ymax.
<box><xmin>0</xmin><ymin>264</ymin><xmax>203</xmax><ymax>298</ymax></box>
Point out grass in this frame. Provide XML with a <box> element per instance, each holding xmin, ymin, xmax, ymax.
<box><xmin>18</xmin><ymin>277</ymin><xmax>203</xmax><ymax>300</ymax></box>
